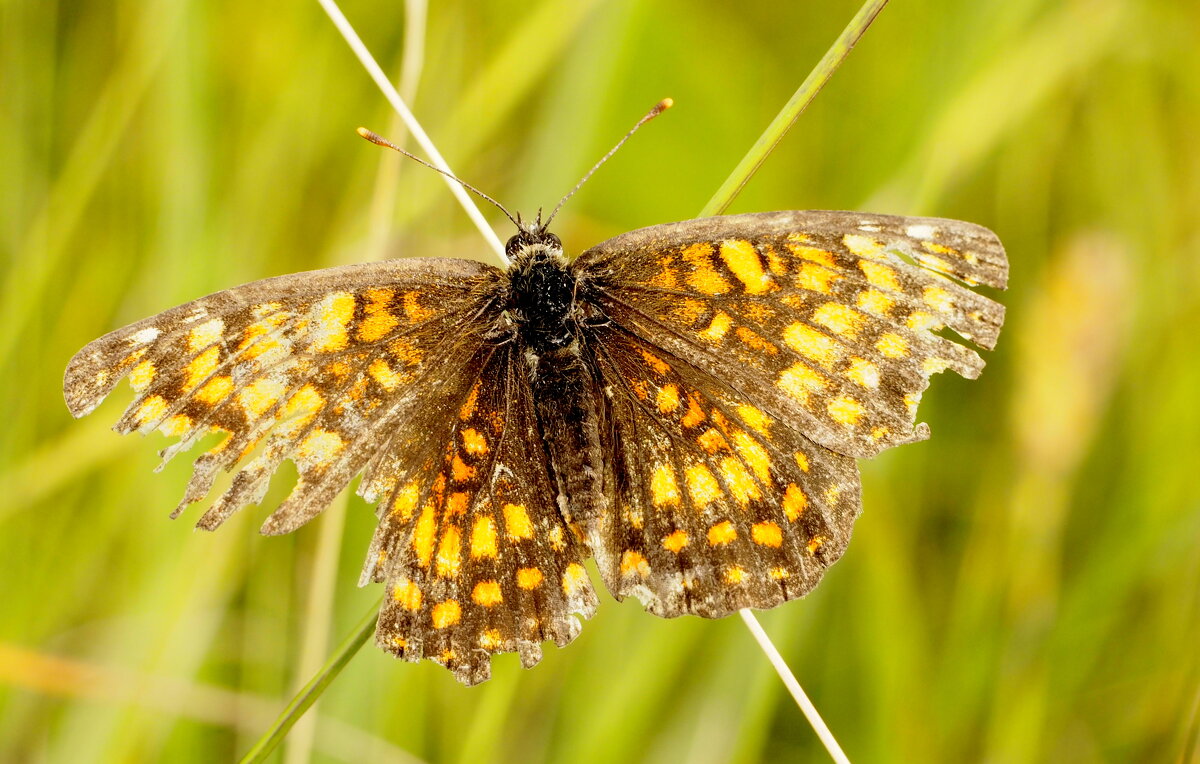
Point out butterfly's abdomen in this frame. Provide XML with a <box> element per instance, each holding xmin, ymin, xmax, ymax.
<box><xmin>507</xmin><ymin>249</ymin><xmax>579</xmax><ymax>354</ymax></box>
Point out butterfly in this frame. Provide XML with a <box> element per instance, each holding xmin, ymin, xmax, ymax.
<box><xmin>63</xmin><ymin>105</ymin><xmax>1007</xmax><ymax>686</ymax></box>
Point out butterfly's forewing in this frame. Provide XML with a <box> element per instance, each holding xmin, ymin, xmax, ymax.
<box><xmin>63</xmin><ymin>258</ymin><xmax>501</xmax><ymax>533</ymax></box>
<box><xmin>574</xmin><ymin>211</ymin><xmax>1008</xmax><ymax>460</ymax></box>
<box><xmin>368</xmin><ymin>341</ymin><xmax>598</xmax><ymax>684</ymax></box>
<box><xmin>583</xmin><ymin>324</ymin><xmax>861</xmax><ymax>617</ymax></box>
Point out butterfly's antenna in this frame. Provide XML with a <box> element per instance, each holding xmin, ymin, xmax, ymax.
<box><xmin>357</xmin><ymin>127</ymin><xmax>521</xmax><ymax>229</ymax></box>
<box><xmin>543</xmin><ymin>98</ymin><xmax>673</xmax><ymax>229</ymax></box>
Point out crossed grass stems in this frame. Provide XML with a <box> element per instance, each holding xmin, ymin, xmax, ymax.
<box><xmin>242</xmin><ymin>0</ymin><xmax>891</xmax><ymax>761</ymax></box>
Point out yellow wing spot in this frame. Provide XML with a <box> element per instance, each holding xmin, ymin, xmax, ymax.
<box><xmin>298</xmin><ymin>428</ymin><xmax>345</xmax><ymax>464</ymax></box>
<box><xmin>736</xmin><ymin>405</ymin><xmax>773</xmax><ymax>436</ymax></box>
<box><xmin>923</xmin><ymin>357</ymin><xmax>950</xmax><ymax>375</ymax></box>
<box><xmin>721</xmin><ymin>457</ymin><xmax>761</xmax><ymax>504</ymax></box>
<box><xmin>765</xmin><ymin>245</ymin><xmax>788</xmax><ymax>276</ymax></box>
<box><xmin>435</xmin><ymin>526</ymin><xmax>462</xmax><ymax>578</ymax></box>
<box><xmin>547</xmin><ymin>526</ymin><xmax>566</xmax><ymax>551</ymax></box>
<box><xmin>562</xmin><ymin>563</ymin><xmax>588</xmax><ymax>595</ymax></box>
<box><xmin>193</xmin><ymin>376</ymin><xmax>232</xmax><ymax>405</ymax></box>
<box><xmin>794</xmin><ymin>452</ymin><xmax>810</xmax><ymax>472</ymax></box>
<box><xmin>446</xmin><ymin>491</ymin><xmax>470</xmax><ymax>517</ymax></box>
<box><xmin>783</xmin><ymin>323</ymin><xmax>840</xmax><ymax>368</ymax></box>
<box><xmin>358</xmin><ymin>289</ymin><xmax>399</xmax><ymax>341</ymax></box>
<box><xmin>310</xmin><ymin>292</ymin><xmax>355</xmax><ymax>352</ymax></box>
<box><xmin>681</xmin><ymin>242</ymin><xmax>732</xmax><ymax>295</ymax></box>
<box><xmin>460</xmin><ymin>428</ymin><xmax>488</xmax><ymax>456</ymax></box>
<box><xmin>479</xmin><ymin>629</ymin><xmax>503</xmax><ymax>650</ymax></box>
<box><xmin>451</xmin><ymin>454</ymin><xmax>475</xmax><ymax>482</ymax></box>
<box><xmin>843</xmin><ymin>233</ymin><xmax>885</xmax><ymax>258</ymax></box>
<box><xmin>735</xmin><ymin>326</ymin><xmax>777</xmax><ymax>355</ymax></box>
<box><xmin>699</xmin><ymin>311</ymin><xmax>733</xmax><ymax>342</ymax></box>
<box><xmin>827</xmin><ymin>396</ymin><xmax>864</xmax><ymax>426</ymax></box>
<box><xmin>707</xmin><ymin>521</ymin><xmax>737</xmax><ymax>547</ymax></box>
<box><xmin>857</xmin><ymin>288</ymin><xmax>894</xmax><ymax>316</ymax></box>
<box><xmin>283</xmin><ymin>384</ymin><xmax>324</xmax><ymax>423</ymax></box>
<box><xmin>777</xmin><ymin>362</ymin><xmax>829</xmax><ymax>407</ymax></box>
<box><xmin>129</xmin><ymin>327</ymin><xmax>161</xmax><ymax>345</ymax></box>
<box><xmin>650</xmin><ymin>465</ymin><xmax>681</xmax><ymax>507</ymax></box>
<box><xmin>787</xmin><ymin>244</ymin><xmax>837</xmax><ymax>267</ymax></box>
<box><xmin>160</xmin><ymin>414</ymin><xmax>192</xmax><ymax>437</ymax></box>
<box><xmin>752</xmin><ymin>522</ymin><xmax>783</xmax><ymax>548</ymax></box>
<box><xmin>845</xmin><ymin>357</ymin><xmax>880</xmax><ymax>389</ymax></box>
<box><xmin>922</xmin><ymin>285</ymin><xmax>954</xmax><ymax>313</ymax></box>
<box><xmin>183</xmin><ymin>346</ymin><xmax>220</xmax><ymax>391</ymax></box>
<box><xmin>662</xmin><ymin>530</ymin><xmax>689</xmax><ymax>553</ymax></box>
<box><xmin>769</xmin><ymin>567</ymin><xmax>790</xmax><ymax>580</ymax></box>
<box><xmin>672</xmin><ymin>298</ymin><xmax>707</xmax><ymax>325</ymax></box>
<box><xmin>719</xmin><ymin>239</ymin><xmax>774</xmax><ymax>294</ymax></box>
<box><xmin>732</xmin><ymin>432</ymin><xmax>771</xmax><ymax>482</ymax></box>
<box><xmin>907</xmin><ymin>311</ymin><xmax>942</xmax><ymax>331</ymax></box>
<box><xmin>859</xmin><ymin>260</ymin><xmax>901</xmax><ymax>292</ymax></box>
<box><xmin>413</xmin><ymin>504</ymin><xmax>437</xmax><ymax>567</ymax></box>
<box><xmin>128</xmin><ymin>360</ymin><xmax>156</xmax><ymax>391</ymax></box>
<box><xmin>517</xmin><ymin>567</ymin><xmax>544</xmax><ymax>590</ymax></box>
<box><xmin>783</xmin><ymin>484</ymin><xmax>808</xmax><ymax>521</ymax></box>
<box><xmin>922</xmin><ymin>240</ymin><xmax>957</xmax><ymax>256</ymax></box>
<box><xmin>369</xmin><ymin>359</ymin><xmax>405</xmax><ymax>391</ymax></box>
<box><xmin>681</xmin><ymin>394</ymin><xmax>707</xmax><ymax>427</ymax></box>
<box><xmin>904</xmin><ymin>392</ymin><xmax>921</xmax><ymax>414</ymax></box>
<box><xmin>871</xmin><ymin>426</ymin><xmax>890</xmax><ymax>442</ymax></box>
<box><xmin>402</xmin><ymin>291</ymin><xmax>436</xmax><ymax>322</ymax></box>
<box><xmin>656</xmin><ymin>384</ymin><xmax>680</xmax><ymax>414</ymax></box>
<box><xmin>503</xmin><ymin>503</ymin><xmax>534</xmax><ymax>539</ymax></box>
<box><xmin>812</xmin><ymin>302</ymin><xmax>865</xmax><ymax>338</ymax></box>
<box><xmin>471</xmin><ymin>515</ymin><xmax>498</xmax><ymax>559</ymax></box>
<box><xmin>685</xmin><ymin>464</ymin><xmax>723</xmax><ymax>507</ymax></box>
<box><xmin>806</xmin><ymin>535</ymin><xmax>827</xmax><ymax>555</ymax></box>
<box><xmin>472</xmin><ymin>580</ymin><xmax>503</xmax><ymax>606</ymax></box>
<box><xmin>237</xmin><ymin>378</ymin><xmax>286</xmax><ymax>418</ymax></box>
<box><xmin>187</xmin><ymin>318</ymin><xmax>225</xmax><ymax>353</ymax></box>
<box><xmin>431</xmin><ymin>600</ymin><xmax>461</xmax><ymax>629</ymax></box>
<box><xmin>390</xmin><ymin>636</ymin><xmax>407</xmax><ymax>650</ymax></box>
<box><xmin>620</xmin><ymin>550</ymin><xmax>651</xmax><ymax>577</ymax></box>
<box><xmin>796</xmin><ymin>262</ymin><xmax>841</xmax><ymax>294</ymax></box>
<box><xmin>697</xmin><ymin>428</ymin><xmax>730</xmax><ymax>454</ymax></box>
<box><xmin>724</xmin><ymin>566</ymin><xmax>747</xmax><ymax>584</ymax></box>
<box><xmin>875</xmin><ymin>332</ymin><xmax>909</xmax><ymax>358</ymax></box>
<box><xmin>393</xmin><ymin>578</ymin><xmax>422</xmax><ymax>611</ymax></box>
<box><xmin>391</xmin><ymin>481</ymin><xmax>420</xmax><ymax>520</ymax></box>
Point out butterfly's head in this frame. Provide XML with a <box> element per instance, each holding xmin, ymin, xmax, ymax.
<box><xmin>505</xmin><ymin>209</ymin><xmax>563</xmax><ymax>260</ymax></box>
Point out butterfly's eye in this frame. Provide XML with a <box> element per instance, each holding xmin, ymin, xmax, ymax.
<box><xmin>504</xmin><ymin>234</ymin><xmax>528</xmax><ymax>257</ymax></box>
<box><xmin>543</xmin><ymin>233</ymin><xmax>563</xmax><ymax>251</ymax></box>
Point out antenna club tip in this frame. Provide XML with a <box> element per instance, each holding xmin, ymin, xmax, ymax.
<box><xmin>357</xmin><ymin>127</ymin><xmax>382</xmax><ymax>143</ymax></box>
<box><xmin>658</xmin><ymin>97</ymin><xmax>674</xmax><ymax>111</ymax></box>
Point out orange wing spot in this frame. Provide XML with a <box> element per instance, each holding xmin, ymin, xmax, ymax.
<box><xmin>806</xmin><ymin>535</ymin><xmax>827</xmax><ymax>555</ymax></box>
<box><xmin>446</xmin><ymin>492</ymin><xmax>470</xmax><ymax>517</ymax></box>
<box><xmin>479</xmin><ymin>629</ymin><xmax>503</xmax><ymax>650</ymax></box>
<box><xmin>735</xmin><ymin>326</ymin><xmax>777</xmax><ymax>355</ymax></box>
<box><xmin>662</xmin><ymin>530</ymin><xmax>689</xmax><ymax>553</ymax></box>
<box><xmin>435</xmin><ymin>526</ymin><xmax>462</xmax><ymax>578</ymax></box>
<box><xmin>459</xmin><ymin>382</ymin><xmax>480</xmax><ymax>421</ymax></box>
<box><xmin>238</xmin><ymin>378</ymin><xmax>286</xmax><ymax>418</ymax></box>
<box><xmin>681</xmin><ymin>242</ymin><xmax>732</xmax><ymax>295</ymax></box>
<box><xmin>187</xmin><ymin>318</ymin><xmax>225</xmax><ymax>353</ymax></box>
<box><xmin>697</xmin><ymin>428</ymin><xmax>729</xmax><ymax>454</ymax></box>
<box><xmin>732</xmin><ymin>432</ymin><xmax>771</xmax><ymax>482</ymax></box>
<box><xmin>431</xmin><ymin>600</ymin><xmax>461</xmax><ymax>629</ymax></box>
<box><xmin>392</xmin><ymin>578</ymin><xmax>422</xmax><ymax>611</ymax></box>
<box><xmin>720</xmin><ymin>239</ymin><xmax>774</xmax><ymax>294</ymax></box>
<box><xmin>402</xmin><ymin>291</ymin><xmax>436</xmax><ymax>322</ymax></box>
<box><xmin>769</xmin><ymin>567</ymin><xmax>791</xmax><ymax>580</ymax></box>
<box><xmin>765</xmin><ymin>245</ymin><xmax>788</xmax><ymax>276</ymax></box>
<box><xmin>721</xmin><ymin>457</ymin><xmax>761</xmax><ymax>504</ymax></box>
<box><xmin>413</xmin><ymin>504</ymin><xmax>437</xmax><ymax>567</ymax></box>
<box><xmin>160</xmin><ymin>414</ymin><xmax>192</xmax><ymax>437</ymax></box>
<box><xmin>812</xmin><ymin>303</ymin><xmax>865</xmax><ymax>339</ymax></box>
<box><xmin>856</xmin><ymin>288</ymin><xmax>894</xmax><ymax>316</ymax></box>
<box><xmin>461</xmin><ymin>428</ymin><xmax>488</xmax><ymax>455</ymax></box>
<box><xmin>390</xmin><ymin>636</ymin><xmax>408</xmax><ymax>650</ymax></box>
<box><xmin>128</xmin><ymin>360</ymin><xmax>156</xmax><ymax>391</ymax></box>
<box><xmin>283</xmin><ymin>384</ymin><xmax>324</xmax><ymax>422</ymax></box>
<box><xmin>324</xmin><ymin>360</ymin><xmax>352</xmax><ymax>380</ymax></box>
<box><xmin>630</xmin><ymin>379</ymin><xmax>650</xmax><ymax>401</ymax></box>
<box><xmin>620</xmin><ymin>550</ymin><xmax>651</xmax><ymax>577</ymax></box>
<box><xmin>845</xmin><ymin>357</ymin><xmax>880</xmax><ymax>389</ymax></box>
<box><xmin>783</xmin><ymin>323</ymin><xmax>840</xmax><ymax>368</ymax></box>
<box><xmin>647</xmin><ymin>258</ymin><xmax>680</xmax><ymax>289</ymax></box>
<box><xmin>826</xmin><ymin>396</ymin><xmax>864</xmax><ymax>426</ymax></box>
<box><xmin>843</xmin><ymin>233</ymin><xmax>885</xmax><ymax>258</ymax></box>
<box><xmin>310</xmin><ymin>292</ymin><xmax>355</xmax><ymax>352</ymax></box>
<box><xmin>368</xmin><ymin>359</ymin><xmax>404</xmax><ymax>391</ymax></box>
<box><xmin>777</xmin><ymin>362</ymin><xmax>828</xmax><ymax>406</ymax></box>
<box><xmin>516</xmin><ymin>567</ymin><xmax>544</xmax><ymax>590</ymax></box>
<box><xmin>656</xmin><ymin>384</ymin><xmax>680</xmax><ymax>414</ymax></box>
<box><xmin>358</xmin><ymin>290</ymin><xmax>399</xmax><ymax>341</ymax></box>
<box><xmin>752</xmin><ymin>522</ymin><xmax>783</xmax><ymax>547</ymax></box>
<box><xmin>183</xmin><ymin>346</ymin><xmax>220</xmax><ymax>391</ymax></box>
<box><xmin>451</xmin><ymin>454</ymin><xmax>475</xmax><ymax>482</ymax></box>
<box><xmin>794</xmin><ymin>452</ymin><xmax>810</xmax><ymax>472</ymax></box>
<box><xmin>472</xmin><ymin>580</ymin><xmax>503</xmax><ymax>606</ymax></box>
<box><xmin>297</xmin><ymin>428</ymin><xmax>345</xmax><ymax>464</ymax></box>
<box><xmin>699</xmin><ymin>311</ymin><xmax>733</xmax><ymax>343</ymax></box>
<box><xmin>875</xmin><ymin>332</ymin><xmax>909</xmax><ymax>358</ymax></box>
<box><xmin>685</xmin><ymin>464</ymin><xmax>723</xmax><ymax>507</ymax></box>
<box><xmin>734</xmin><ymin>407</ymin><xmax>770</xmax><ymax>438</ymax></box>
<box><xmin>471</xmin><ymin>515</ymin><xmax>498</xmax><ymax>559</ymax></box>
<box><xmin>707</xmin><ymin>521</ymin><xmax>737</xmax><ymax>547</ymax></box>
<box><xmin>391</xmin><ymin>481</ymin><xmax>421</xmax><ymax>520</ymax></box>
<box><xmin>502</xmin><ymin>503</ymin><xmax>534</xmax><ymax>539</ymax></box>
<box><xmin>639</xmin><ymin>349</ymin><xmax>670</xmax><ymax>375</ymax></box>
<box><xmin>562</xmin><ymin>563</ymin><xmax>588</xmax><ymax>595</ymax></box>
<box><xmin>389</xmin><ymin>338</ymin><xmax>424</xmax><ymax>366</ymax></box>
<box><xmin>681</xmin><ymin>393</ymin><xmax>707</xmax><ymax>428</ymax></box>
<box><xmin>923</xmin><ymin>240</ymin><xmax>957</xmax><ymax>255</ymax></box>
<box><xmin>871</xmin><ymin>426</ymin><xmax>890</xmax><ymax>441</ymax></box>
<box><xmin>650</xmin><ymin>465</ymin><xmax>681</xmax><ymax>507</ymax></box>
<box><xmin>795</xmin><ymin>262</ymin><xmax>841</xmax><ymax>294</ymax></box>
<box><xmin>672</xmin><ymin>298</ymin><xmax>707</xmax><ymax>325</ymax></box>
<box><xmin>859</xmin><ymin>260</ymin><xmax>901</xmax><ymax>292</ymax></box>
<box><xmin>724</xmin><ymin>566</ymin><xmax>747</xmax><ymax>584</ymax></box>
<box><xmin>787</xmin><ymin>243</ymin><xmax>837</xmax><ymax>267</ymax></box>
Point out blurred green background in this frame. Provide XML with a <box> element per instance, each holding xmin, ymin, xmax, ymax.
<box><xmin>2</xmin><ymin>0</ymin><xmax>1198</xmax><ymax>761</ymax></box>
